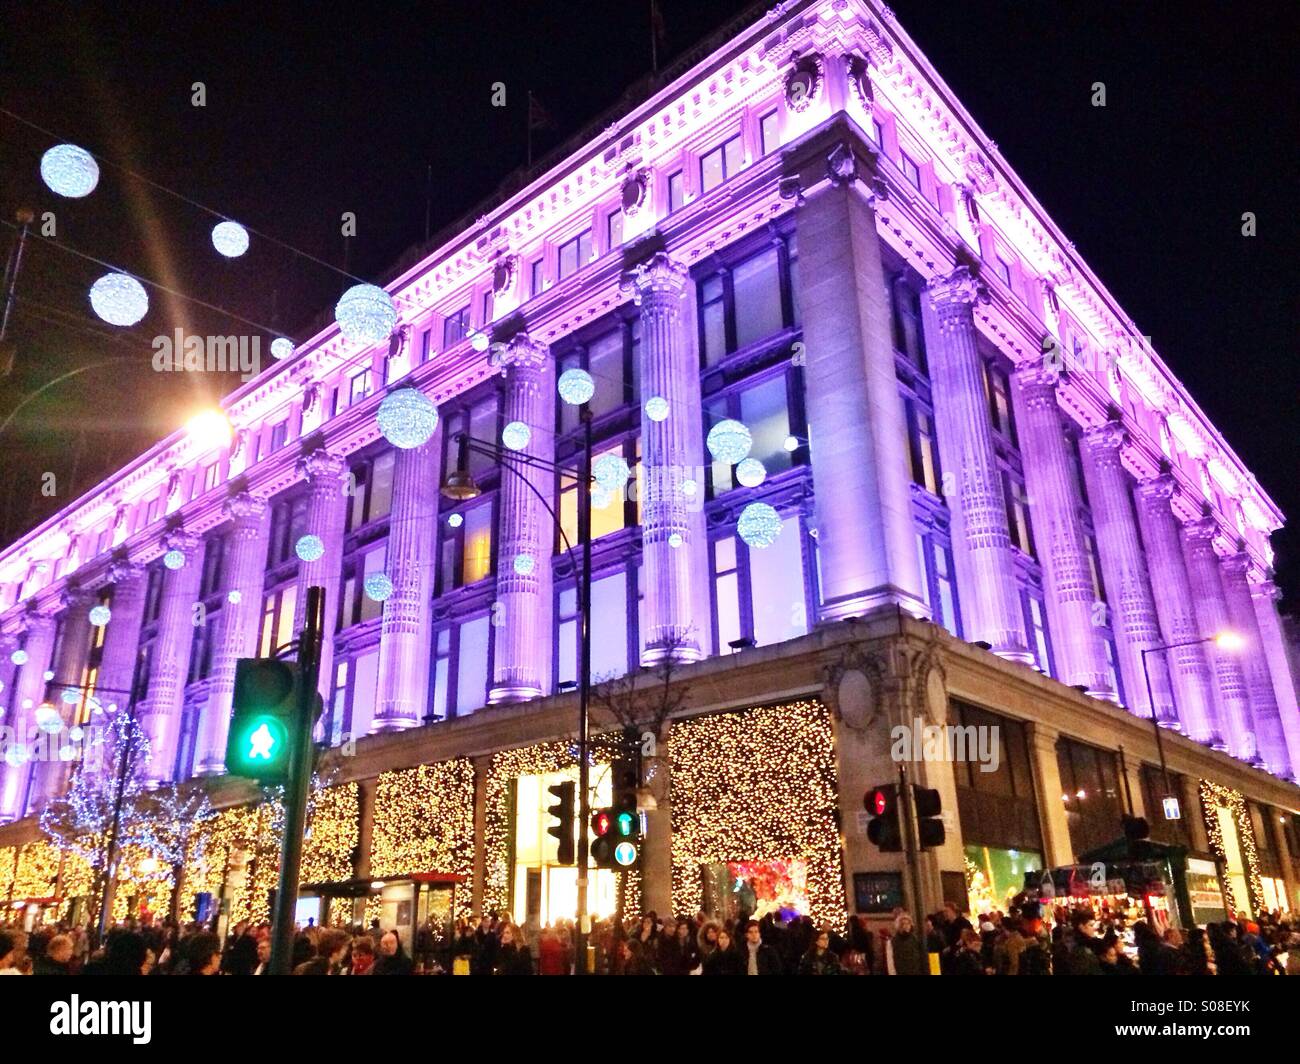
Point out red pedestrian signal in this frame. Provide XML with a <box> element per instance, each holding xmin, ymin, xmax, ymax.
<box><xmin>865</xmin><ymin>784</ymin><xmax>901</xmax><ymax>852</ymax></box>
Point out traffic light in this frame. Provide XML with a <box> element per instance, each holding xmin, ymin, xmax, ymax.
<box><xmin>912</xmin><ymin>785</ymin><xmax>945</xmax><ymax>849</ymax></box>
<box><xmin>225</xmin><ymin>658</ymin><xmax>302</xmax><ymax>783</ymax></box>
<box><xmin>610</xmin><ymin>760</ymin><xmax>642</xmax><ymax>869</ymax></box>
<box><xmin>591</xmin><ymin>808</ymin><xmax>615</xmax><ymax>868</ymax></box>
<box><xmin>547</xmin><ymin>780</ymin><xmax>576</xmax><ymax>865</ymax></box>
<box><xmin>865</xmin><ymin>784</ymin><xmax>901</xmax><ymax>852</ymax></box>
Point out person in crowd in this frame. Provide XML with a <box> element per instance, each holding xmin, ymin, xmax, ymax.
<box><xmin>657</xmin><ymin>918</ymin><xmax>694</xmax><ymax>975</ymax></box>
<box><xmin>885</xmin><ymin>912</ymin><xmax>928</xmax><ymax>976</ymax></box>
<box><xmin>1098</xmin><ymin>931</ymin><xmax>1137</xmax><ymax>975</ymax></box>
<box><xmin>696</xmin><ymin>920</ymin><xmax>722</xmax><ymax>970</ymax></box>
<box><xmin>184</xmin><ymin>933</ymin><xmax>223</xmax><ymax>976</ymax></box>
<box><xmin>293</xmin><ymin>928</ymin><xmax>350</xmax><ymax>975</ymax></box>
<box><xmin>702</xmin><ymin>927</ymin><xmax>743</xmax><ymax>975</ymax></box>
<box><xmin>948</xmin><ymin>928</ymin><xmax>986</xmax><ymax>975</ymax></box>
<box><xmin>494</xmin><ymin>923</ymin><xmax>533</xmax><ymax>975</ymax></box>
<box><xmin>82</xmin><ymin>930</ymin><xmax>147</xmax><ymax>976</ymax></box>
<box><xmin>798</xmin><ymin>928</ymin><xmax>841</xmax><ymax>975</ymax></box>
<box><xmin>0</xmin><ymin>930</ymin><xmax>21</xmax><ymax>975</ymax></box>
<box><xmin>347</xmin><ymin>935</ymin><xmax>375</xmax><ymax>975</ymax></box>
<box><xmin>34</xmin><ymin>934</ymin><xmax>74</xmax><ymax>976</ymax></box>
<box><xmin>373</xmin><ymin>930</ymin><xmax>415</xmax><ymax>975</ymax></box>
<box><xmin>740</xmin><ymin>919</ymin><xmax>782</xmax><ymax>975</ymax></box>
<box><xmin>251</xmin><ymin>937</ymin><xmax>272</xmax><ymax>975</ymax></box>
<box><xmin>537</xmin><ymin>926</ymin><xmax>568</xmax><ymax>975</ymax></box>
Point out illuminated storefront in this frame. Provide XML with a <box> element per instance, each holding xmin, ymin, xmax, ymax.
<box><xmin>1198</xmin><ymin>780</ymin><xmax>1264</xmax><ymax>920</ymax></box>
<box><xmin>965</xmin><ymin>845</ymin><xmax>1042</xmax><ymax>914</ymax></box>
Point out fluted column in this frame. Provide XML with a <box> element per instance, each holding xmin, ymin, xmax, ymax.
<box><xmin>138</xmin><ymin>531</ymin><xmax>205</xmax><ymax>787</ymax></box>
<box><xmin>1012</xmin><ymin>363</ymin><xmax>1112</xmax><ymax>694</ymax></box>
<box><xmin>195</xmin><ymin>493</ymin><xmax>271</xmax><ymax>773</ymax></box>
<box><xmin>373</xmin><ymin>412</ymin><xmax>442</xmax><ymax>728</ymax></box>
<box><xmin>1133</xmin><ymin>477</ymin><xmax>1219</xmax><ymax>744</ymax></box>
<box><xmin>488</xmin><ymin>334</ymin><xmax>554</xmax><ymax>703</ymax></box>
<box><xmin>96</xmin><ymin>561</ymin><xmax>148</xmax><ymax>710</ymax></box>
<box><xmin>32</xmin><ymin>590</ymin><xmax>94</xmax><ymax>805</ymax></box>
<box><xmin>1182</xmin><ymin>517</ymin><xmax>1255</xmax><ymax>761</ymax></box>
<box><xmin>625</xmin><ymin>253</ymin><xmax>707</xmax><ymax>662</ymax></box>
<box><xmin>1220</xmin><ymin>554</ymin><xmax>1290</xmax><ymax>777</ymax></box>
<box><xmin>0</xmin><ymin>610</ymin><xmax>58</xmax><ymax>820</ymax></box>
<box><xmin>294</xmin><ymin>449</ymin><xmax>349</xmax><ymax>699</ymax></box>
<box><xmin>790</xmin><ymin>148</ymin><xmax>927</xmax><ymax>624</ymax></box>
<box><xmin>1080</xmin><ymin>423</ymin><xmax>1171</xmax><ymax>720</ymax></box>
<box><xmin>0</xmin><ymin>630</ymin><xmax>18</xmax><ymax>728</ymax></box>
<box><xmin>1251</xmin><ymin>580</ymin><xmax>1300</xmax><ymax>777</ymax></box>
<box><xmin>922</xmin><ymin>267</ymin><xmax>1030</xmax><ymax>661</ymax></box>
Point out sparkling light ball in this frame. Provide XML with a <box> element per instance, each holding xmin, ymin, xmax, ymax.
<box><xmin>707</xmin><ymin>419</ymin><xmax>752</xmax><ymax>465</ymax></box>
<box><xmin>377</xmin><ymin>388</ymin><xmax>439</xmax><ymax>449</ymax></box>
<box><xmin>35</xmin><ymin>705</ymin><xmax>63</xmax><ymax>733</ymax></box>
<box><xmin>43</xmin><ymin>670</ymin><xmax>55</xmax><ymax>682</ymax></box>
<box><xmin>557</xmin><ymin>367</ymin><xmax>595</xmax><ymax>406</ymax></box>
<box><xmin>645</xmin><ymin>396</ymin><xmax>670</xmax><ymax>422</ymax></box>
<box><xmin>11</xmin><ymin>649</ymin><xmax>29</xmax><ymax>666</ymax></box>
<box><xmin>501</xmin><ymin>421</ymin><xmax>531</xmax><ymax>451</ymax></box>
<box><xmin>59</xmin><ymin>744</ymin><xmax>78</xmax><ymax>762</ymax></box>
<box><xmin>736</xmin><ymin>458</ymin><xmax>767</xmax><ymax>488</ymax></box>
<box><xmin>592</xmin><ymin>453</ymin><xmax>631</xmax><ymax>492</ymax></box>
<box><xmin>90</xmin><ymin>272</ymin><xmax>149</xmax><ymax>326</ymax></box>
<box><xmin>295</xmin><ymin>534</ymin><xmax>325</xmax><ymax>562</ymax></box>
<box><xmin>681</xmin><ymin>479</ymin><xmax>698</xmax><ymax>499</ymax></box>
<box><xmin>211</xmin><ymin>220</ymin><xmax>250</xmax><ymax>258</ymax></box>
<box><xmin>69</xmin><ymin>726</ymin><xmax>84</xmax><ymax>741</ymax></box>
<box><xmin>447</xmin><ymin>513</ymin><xmax>464</xmax><ymax>528</ymax></box>
<box><xmin>668</xmin><ymin>532</ymin><xmax>684</xmax><ymax>549</ymax></box>
<box><xmin>591</xmin><ymin>485</ymin><xmax>616</xmax><ymax>510</ymax></box>
<box><xmin>89</xmin><ymin>604</ymin><xmax>112</xmax><ymax>627</ymax></box>
<box><xmin>22</xmin><ymin>699</ymin><xmax>33</xmax><ymax>710</ymax></box>
<box><xmin>271</xmin><ymin>337</ymin><xmax>295</xmax><ymax>361</ymax></box>
<box><xmin>737</xmin><ymin>501</ymin><xmax>782</xmax><ymax>549</ymax></box>
<box><xmin>335</xmin><ymin>283</ymin><xmax>397</xmax><ymax>344</ymax></box>
<box><xmin>60</xmin><ymin>688</ymin><xmax>80</xmax><ymax>705</ymax></box>
<box><xmin>163</xmin><ymin>549</ymin><xmax>186</xmax><ymax>570</ymax></box>
<box><xmin>363</xmin><ymin>572</ymin><xmax>394</xmax><ymax>602</ymax></box>
<box><xmin>227</xmin><ymin>590</ymin><xmax>242</xmax><ymax>605</ymax></box>
<box><xmin>513</xmin><ymin>553</ymin><xmax>536</xmax><ymax>576</ymax></box>
<box><xmin>470</xmin><ymin>330</ymin><xmax>490</xmax><ymax>353</ymax></box>
<box><xmin>3</xmin><ymin>745</ymin><xmax>27</xmax><ymax>769</ymax></box>
<box><xmin>40</xmin><ymin>144</ymin><xmax>100</xmax><ymax>198</ymax></box>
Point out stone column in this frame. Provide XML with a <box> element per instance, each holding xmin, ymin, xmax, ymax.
<box><xmin>624</xmin><ymin>253</ymin><xmax>708</xmax><ymax>662</ymax></box>
<box><xmin>1251</xmin><ymin>580</ymin><xmax>1300</xmax><ymax>778</ymax></box>
<box><xmin>194</xmin><ymin>493</ymin><xmax>271</xmax><ymax>774</ymax></box>
<box><xmin>1220</xmin><ymin>554</ymin><xmax>1291</xmax><ymax>777</ymax></box>
<box><xmin>1080</xmin><ymin>423</ymin><xmax>1171</xmax><ymax>720</ymax></box>
<box><xmin>0</xmin><ymin>610</ymin><xmax>58</xmax><ymax>820</ymax></box>
<box><xmin>789</xmin><ymin>141</ymin><xmax>927</xmax><ymax>624</ymax></box>
<box><xmin>488</xmin><ymin>334</ymin><xmax>554</xmax><ymax>703</ymax></box>
<box><xmin>32</xmin><ymin>590</ymin><xmax>94</xmax><ymax>805</ymax></box>
<box><xmin>96</xmin><ymin>561</ymin><xmax>148</xmax><ymax>711</ymax></box>
<box><xmin>138</xmin><ymin>531</ymin><xmax>205</xmax><ymax>788</ymax></box>
<box><xmin>1181</xmin><ymin>518</ymin><xmax>1255</xmax><ymax>762</ymax></box>
<box><xmin>293</xmin><ymin>449</ymin><xmax>349</xmax><ymax>700</ymax></box>
<box><xmin>922</xmin><ymin>266</ymin><xmax>1031</xmax><ymax>661</ymax></box>
<box><xmin>1025</xmin><ymin>722</ymin><xmax>1075</xmax><ymax>866</ymax></box>
<box><xmin>1133</xmin><ymin>477</ymin><xmax>1220</xmax><ymax>744</ymax></box>
<box><xmin>1012</xmin><ymin>364</ymin><xmax>1111</xmax><ymax>694</ymax></box>
<box><xmin>0</xmin><ymin>629</ymin><xmax>18</xmax><ymax>739</ymax></box>
<box><xmin>471</xmin><ymin>755</ymin><xmax>490</xmax><ymax>918</ymax></box>
<box><xmin>372</xmin><ymin>428</ymin><xmax>441</xmax><ymax>730</ymax></box>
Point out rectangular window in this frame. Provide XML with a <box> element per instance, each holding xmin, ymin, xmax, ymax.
<box><xmin>712</xmin><ymin>537</ymin><xmax>742</xmax><ymax>653</ymax></box>
<box><xmin>606</xmin><ymin>210</ymin><xmax>624</xmax><ymax>250</ymax></box>
<box><xmin>993</xmin><ymin>256</ymin><xmax>1012</xmax><ymax>286</ymax></box>
<box><xmin>891</xmin><ymin>278</ymin><xmax>927</xmax><ymax>370</ymax></box>
<box><xmin>738</xmin><ymin>375</ymin><xmax>792</xmax><ymax>475</ymax></box>
<box><xmin>1004</xmin><ymin>472</ymin><xmax>1034</xmax><ymax>556</ymax></box>
<box><xmin>269</xmin><ymin>421</ymin><xmax>288</xmax><ymax>453</ymax></box>
<box><xmin>868</xmin><ymin>115</ymin><xmax>884</xmax><ymax>146</ymax></box>
<box><xmin>700</xmin><ymin>134</ymin><xmax>744</xmax><ymax>194</ymax></box>
<box><xmin>1027</xmin><ymin>592</ymin><xmax>1051</xmax><ymax>675</ymax></box>
<box><xmin>586</xmin><ymin>330</ymin><xmax>626</xmax><ymax>420</ymax></box>
<box><xmin>431</xmin><ymin>628</ymin><xmax>451</xmax><ymax>721</ymax></box>
<box><xmin>145</xmin><ymin>497</ymin><xmax>161</xmax><ymax>525</ymax></box>
<box><xmin>901</xmin><ymin>152</ymin><xmax>922</xmax><ymax>190</ymax></box>
<box><xmin>590</xmin><ymin>571</ymin><xmax>630</xmax><ymax>682</ymax></box>
<box><xmin>531</xmin><ymin>258</ymin><xmax>545</xmax><ymax>296</ymax></box>
<box><xmin>462</xmin><ymin>503</ymin><xmax>493</xmax><ymax>585</ymax></box>
<box><xmin>420</xmin><ymin>327</ymin><xmax>432</xmax><ymax>364</ymax></box>
<box><xmin>667</xmin><ymin>171</ymin><xmax>685</xmax><ymax>213</ymax></box>
<box><xmin>443</xmin><ymin>306</ymin><xmax>471</xmax><ymax>348</ymax></box>
<box><xmin>557</xmin><ymin>230</ymin><xmax>593</xmax><ymax>280</ymax></box>
<box><xmin>203</xmin><ymin>462</ymin><xmax>220</xmax><ymax>492</ymax></box>
<box><xmin>349</xmin><ymin>651</ymin><xmax>380</xmax><ymax>737</ymax></box>
<box><xmin>349</xmin><ymin>368</ymin><xmax>372</xmax><ymax>405</ymax></box>
<box><xmin>749</xmin><ymin>515</ymin><xmax>808</xmax><ymax>646</ymax></box>
<box><xmin>732</xmin><ymin>247</ymin><xmax>784</xmax><ymax>351</ymax></box>
<box><xmin>759</xmin><ymin>110</ymin><xmax>780</xmax><ymax>155</ymax></box>
<box><xmin>455</xmin><ymin>615</ymin><xmax>491</xmax><ymax>716</ymax></box>
<box><xmin>906</xmin><ymin>401</ymin><xmax>939</xmax><ymax>495</ymax></box>
<box><xmin>986</xmin><ymin>363</ymin><xmax>1015</xmax><ymax>438</ymax></box>
<box><xmin>556</xmin><ymin>587</ymin><xmax>578</xmax><ymax>691</ymax></box>
<box><xmin>699</xmin><ymin>274</ymin><xmax>727</xmax><ymax>365</ymax></box>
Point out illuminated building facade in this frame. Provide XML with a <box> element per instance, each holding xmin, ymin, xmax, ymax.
<box><xmin>2</xmin><ymin>0</ymin><xmax>1299</xmax><ymax>927</ymax></box>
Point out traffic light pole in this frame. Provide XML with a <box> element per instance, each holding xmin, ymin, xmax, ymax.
<box><xmin>897</xmin><ymin>762</ymin><xmax>929</xmax><ymax>970</ymax></box>
<box><xmin>269</xmin><ymin>584</ymin><xmax>325</xmax><ymax>976</ymax></box>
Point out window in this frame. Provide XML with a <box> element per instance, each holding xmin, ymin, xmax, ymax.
<box><xmin>667</xmin><ymin>171</ymin><xmax>685</xmax><ymax>214</ymax></box>
<box><xmin>905</xmin><ymin>400</ymin><xmax>939</xmax><ymax>495</ymax></box>
<box><xmin>556</xmin><ymin>319</ymin><xmax>640</xmax><ymax>434</ymax></box>
<box><xmin>891</xmin><ymin>277</ymin><xmax>927</xmax><ymax>370</ymax></box>
<box><xmin>443</xmin><ymin>306</ymin><xmax>471</xmax><ymax>348</ymax></box>
<box><xmin>419</xmin><ymin>327</ymin><xmax>432</xmax><ymax>365</ymax></box>
<box><xmin>339</xmin><ymin>543</ymin><xmax>388</xmax><ymax>629</ymax></box>
<box><xmin>606</xmin><ymin>210</ymin><xmax>624</xmax><ymax>249</ymax></box>
<box><xmin>985</xmin><ymin>362</ymin><xmax>1015</xmax><ymax>439</ymax></box>
<box><xmin>268</xmin><ymin>421</ymin><xmax>288</xmax><ymax>454</ymax></box>
<box><xmin>710</xmin><ymin>514</ymin><xmax>811</xmax><ymax>654</ymax></box>
<box><xmin>705</xmin><ymin>374</ymin><xmax>797</xmax><ymax>496</ymax></box>
<box><xmin>431</xmin><ymin>615</ymin><xmax>492</xmax><ymax>719</ymax></box>
<box><xmin>1025</xmin><ymin>590</ymin><xmax>1052</xmax><ymax>675</ymax></box>
<box><xmin>760</xmin><ymin>110</ymin><xmax>780</xmax><ymax>155</ymax></box>
<box><xmin>700</xmin><ymin>134</ymin><xmax>745</xmax><ymax>194</ymax></box>
<box><xmin>258</xmin><ymin>584</ymin><xmax>299</xmax><ymax>657</ymax></box>
<box><xmin>203</xmin><ymin>462</ymin><xmax>220</xmax><ymax>492</ymax></box>
<box><xmin>1057</xmin><ymin>738</ymin><xmax>1123</xmax><ymax>857</ymax></box>
<box><xmin>266</xmin><ymin>495</ymin><xmax>309</xmax><ymax>568</ymax></box>
<box><xmin>439</xmin><ymin>500</ymin><xmax>495</xmax><ymax>592</ymax></box>
<box><xmin>698</xmin><ymin>240</ymin><xmax>794</xmax><ymax>366</ymax></box>
<box><xmin>557</xmin><ymin>230</ymin><xmax>593</xmax><ymax>280</ymax></box>
<box><xmin>145</xmin><ymin>496</ymin><xmax>161</xmax><ymax>525</ymax></box>
<box><xmin>992</xmin><ymin>255</ymin><xmax>1012</xmax><ymax>286</ymax></box>
<box><xmin>1004</xmin><ymin>471</ymin><xmax>1034</xmax><ymax>556</ymax></box>
<box><xmin>900</xmin><ymin>152</ymin><xmax>922</xmax><ymax>190</ymax></box>
<box><xmin>867</xmin><ymin>114</ymin><xmax>884</xmax><ymax>147</ymax></box>
<box><xmin>555</xmin><ymin>568</ymin><xmax>635</xmax><ymax>688</ymax></box>
<box><xmin>559</xmin><ymin>439</ymin><xmax>640</xmax><ymax>546</ymax></box>
<box><xmin>347</xmin><ymin>450</ymin><xmax>396</xmax><ymax>532</ymax></box>
<box><xmin>349</xmin><ymin>367</ymin><xmax>372</xmax><ymax>406</ymax></box>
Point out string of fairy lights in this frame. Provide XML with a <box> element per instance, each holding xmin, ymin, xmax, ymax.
<box><xmin>1197</xmin><ymin>779</ymin><xmax>1264</xmax><ymax>917</ymax></box>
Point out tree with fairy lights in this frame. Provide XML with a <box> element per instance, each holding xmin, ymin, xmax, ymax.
<box><xmin>120</xmin><ymin>784</ymin><xmax>218</xmax><ymax>922</ymax></box>
<box><xmin>39</xmin><ymin>709</ymin><xmax>152</xmax><ymax>931</ymax></box>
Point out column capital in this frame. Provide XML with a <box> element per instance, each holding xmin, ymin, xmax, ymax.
<box><xmin>59</xmin><ymin>586</ymin><xmax>94</xmax><ymax>612</ymax></box>
<box><xmin>298</xmin><ymin>448</ymin><xmax>347</xmax><ymax>485</ymax></box>
<box><xmin>1182</xmin><ymin>516</ymin><xmax>1219</xmax><ymax>544</ymax></box>
<box><xmin>1250</xmin><ymin>578</ymin><xmax>1281</xmax><ymax>602</ymax></box>
<box><xmin>622</xmin><ymin>252</ymin><xmax>688</xmax><ymax>306</ymax></box>
<box><xmin>926</xmin><ymin>265</ymin><xmax>984</xmax><ymax>312</ymax></box>
<box><xmin>1013</xmin><ymin>358</ymin><xmax>1063</xmax><ymax>407</ymax></box>
<box><xmin>1083</xmin><ymin>419</ymin><xmax>1127</xmax><ymax>453</ymax></box>
<box><xmin>20</xmin><ymin>604</ymin><xmax>59</xmax><ymax>634</ymax></box>
<box><xmin>162</xmin><ymin>529</ymin><xmax>202</xmax><ymax>560</ymax></box>
<box><xmin>223</xmin><ymin>491</ymin><xmax>268</xmax><ymax>527</ymax></box>
<box><xmin>500</xmin><ymin>332</ymin><xmax>548</xmax><ymax>371</ymax></box>
<box><xmin>1135</xmin><ymin>474</ymin><xmax>1176</xmax><ymax>504</ymax></box>
<box><xmin>106</xmin><ymin>559</ymin><xmax>146</xmax><ymax>586</ymax></box>
<box><xmin>1220</xmin><ymin>551</ymin><xmax>1252</xmax><ymax>577</ymax></box>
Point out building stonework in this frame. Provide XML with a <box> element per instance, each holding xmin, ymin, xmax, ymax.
<box><xmin>0</xmin><ymin>0</ymin><xmax>1297</xmax><ymax>925</ymax></box>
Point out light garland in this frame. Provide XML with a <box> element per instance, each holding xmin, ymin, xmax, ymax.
<box><xmin>12</xmin><ymin>840</ymin><xmax>60</xmax><ymax>901</ymax></box>
<box><xmin>1197</xmin><ymin>779</ymin><xmax>1264</xmax><ymax>917</ymax></box>
<box><xmin>668</xmin><ymin>699</ymin><xmax>845</xmax><ymax>929</ymax></box>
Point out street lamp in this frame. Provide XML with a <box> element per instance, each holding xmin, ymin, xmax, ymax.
<box><xmin>439</xmin><ymin>400</ymin><xmax>596</xmax><ymax>974</ymax></box>
<box><xmin>1140</xmin><ymin>631</ymin><xmax>1246</xmax><ymax>813</ymax></box>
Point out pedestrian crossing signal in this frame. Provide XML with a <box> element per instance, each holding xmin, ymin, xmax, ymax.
<box><xmin>547</xmin><ymin>780</ymin><xmax>576</xmax><ymax>865</ymax></box>
<box><xmin>865</xmin><ymin>784</ymin><xmax>902</xmax><ymax>852</ymax></box>
<box><xmin>225</xmin><ymin>658</ymin><xmax>301</xmax><ymax>783</ymax></box>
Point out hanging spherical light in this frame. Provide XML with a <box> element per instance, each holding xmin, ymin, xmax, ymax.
<box><xmin>668</xmin><ymin>532</ymin><xmax>684</xmax><ymax>549</ymax></box>
<box><xmin>377</xmin><ymin>388</ymin><xmax>438</xmax><ymax>449</ymax></box>
<box><xmin>3</xmin><ymin>745</ymin><xmax>27</xmax><ymax>768</ymax></box>
<box><xmin>557</xmin><ymin>367</ymin><xmax>595</xmax><ymax>406</ymax></box>
<box><xmin>447</xmin><ymin>512</ymin><xmax>464</xmax><ymax>528</ymax></box>
<box><xmin>35</xmin><ymin>705</ymin><xmax>63</xmax><ymax>734</ymax></box>
<box><xmin>501</xmin><ymin>421</ymin><xmax>531</xmax><ymax>451</ymax></box>
<box><xmin>270</xmin><ymin>337</ymin><xmax>295</xmax><ymax>361</ymax></box>
<box><xmin>335</xmin><ymin>283</ymin><xmax>397</xmax><ymax>344</ymax></box>
<box><xmin>88</xmin><ymin>604</ymin><xmax>112</xmax><ymax>627</ymax></box>
<box><xmin>295</xmin><ymin>534</ymin><xmax>325</xmax><ymax>562</ymax></box>
<box><xmin>681</xmin><ymin>478</ymin><xmax>698</xmax><ymax>499</ymax></box>
<box><xmin>227</xmin><ymin>589</ymin><xmax>242</xmax><ymax>605</ymax></box>
<box><xmin>591</xmin><ymin>485</ymin><xmax>616</xmax><ymax>510</ymax></box>
<box><xmin>60</xmin><ymin>688</ymin><xmax>80</xmax><ymax>705</ymax></box>
<box><xmin>737</xmin><ymin>502</ymin><xmax>782</xmax><ymax>549</ymax></box>
<box><xmin>707</xmin><ymin>419</ymin><xmax>752</xmax><ymax>465</ymax></box>
<box><xmin>513</xmin><ymin>553</ymin><xmax>535</xmax><ymax>576</ymax></box>
<box><xmin>592</xmin><ymin>453</ymin><xmax>631</xmax><ymax>492</ymax></box>
<box><xmin>211</xmin><ymin>220</ymin><xmax>250</xmax><ymax>258</ymax></box>
<box><xmin>162</xmin><ymin>549</ymin><xmax>186</xmax><ymax>571</ymax></box>
<box><xmin>644</xmin><ymin>396</ymin><xmax>670</xmax><ymax>422</ymax></box>
<box><xmin>43</xmin><ymin>670</ymin><xmax>55</xmax><ymax>682</ymax></box>
<box><xmin>68</xmin><ymin>726</ymin><xmax>84</xmax><ymax>741</ymax></box>
<box><xmin>10</xmin><ymin>649</ymin><xmax>28</xmax><ymax>666</ymax></box>
<box><xmin>735</xmin><ymin>458</ymin><xmax>767</xmax><ymax>488</ymax></box>
<box><xmin>364</xmin><ymin>572</ymin><xmax>394</xmax><ymax>602</ymax></box>
<box><xmin>40</xmin><ymin>144</ymin><xmax>99</xmax><ymax>198</ymax></box>
<box><xmin>470</xmin><ymin>329</ymin><xmax>491</xmax><ymax>353</ymax></box>
<box><xmin>89</xmin><ymin>272</ymin><xmax>149</xmax><ymax>326</ymax></box>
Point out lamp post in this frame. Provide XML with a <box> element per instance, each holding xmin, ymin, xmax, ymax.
<box><xmin>1140</xmin><ymin>631</ymin><xmax>1245</xmax><ymax>808</ymax></box>
<box><xmin>440</xmin><ymin>404</ymin><xmax>596</xmax><ymax>973</ymax></box>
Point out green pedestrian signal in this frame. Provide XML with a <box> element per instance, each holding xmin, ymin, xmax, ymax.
<box><xmin>225</xmin><ymin>658</ymin><xmax>302</xmax><ymax>783</ymax></box>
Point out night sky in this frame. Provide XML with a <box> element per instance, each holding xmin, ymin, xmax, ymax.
<box><xmin>1</xmin><ymin>1</ymin><xmax>1296</xmax><ymax>602</ymax></box>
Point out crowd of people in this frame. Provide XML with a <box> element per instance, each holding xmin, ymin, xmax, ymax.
<box><xmin>2</xmin><ymin>897</ymin><xmax>1297</xmax><ymax>975</ymax></box>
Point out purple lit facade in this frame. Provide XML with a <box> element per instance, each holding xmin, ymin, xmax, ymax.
<box><xmin>1</xmin><ymin>0</ymin><xmax>1297</xmax><ymax>921</ymax></box>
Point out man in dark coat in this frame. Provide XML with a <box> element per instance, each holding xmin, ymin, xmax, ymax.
<box><xmin>739</xmin><ymin>920</ymin><xmax>783</xmax><ymax>975</ymax></box>
<box><xmin>373</xmin><ymin>930</ymin><xmax>414</xmax><ymax>975</ymax></box>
